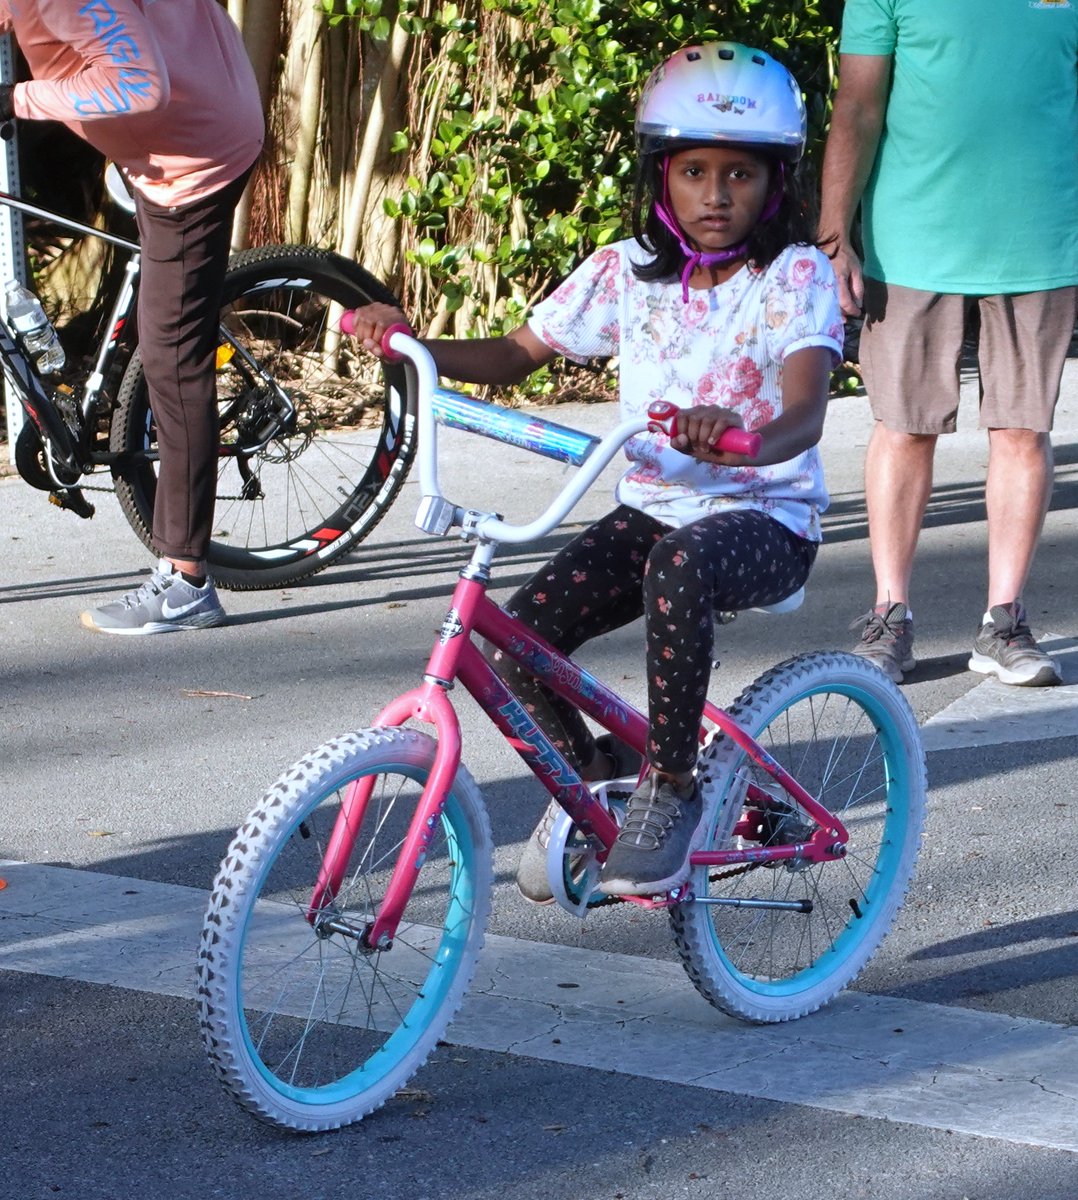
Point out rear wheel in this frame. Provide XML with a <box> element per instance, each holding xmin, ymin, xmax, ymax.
<box><xmin>112</xmin><ymin>245</ymin><xmax>415</xmax><ymax>589</ymax></box>
<box><xmin>198</xmin><ymin>727</ymin><xmax>493</xmax><ymax>1132</ymax></box>
<box><xmin>672</xmin><ymin>652</ymin><xmax>926</xmax><ymax>1023</ymax></box>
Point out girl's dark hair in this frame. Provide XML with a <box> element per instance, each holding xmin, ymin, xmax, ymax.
<box><xmin>630</xmin><ymin>145</ymin><xmax>819</xmax><ymax>285</ymax></box>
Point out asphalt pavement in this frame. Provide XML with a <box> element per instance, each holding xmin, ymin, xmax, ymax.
<box><xmin>2</xmin><ymin>355</ymin><xmax>1078</xmax><ymax>1199</ymax></box>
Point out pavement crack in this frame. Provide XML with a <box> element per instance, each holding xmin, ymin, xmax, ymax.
<box><xmin>1030</xmin><ymin>1075</ymin><xmax>1074</xmax><ymax>1100</ymax></box>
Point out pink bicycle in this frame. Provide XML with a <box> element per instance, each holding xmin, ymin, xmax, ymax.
<box><xmin>197</xmin><ymin>331</ymin><xmax>927</xmax><ymax>1132</ymax></box>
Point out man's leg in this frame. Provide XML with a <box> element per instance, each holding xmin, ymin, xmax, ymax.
<box><xmin>967</xmin><ymin>288</ymin><xmax>1072</xmax><ymax>686</ymax></box>
<box><xmin>850</xmin><ymin>281</ymin><xmax>966</xmax><ymax>682</ymax></box>
<box><xmin>968</xmin><ymin>425</ymin><xmax>1059</xmax><ymax>685</ymax></box>
<box><xmin>984</xmin><ymin>426</ymin><xmax>1053</xmax><ymax>608</ymax></box>
<box><xmin>864</xmin><ymin>423</ymin><xmax>937</xmax><ymax>607</ymax></box>
<box><xmin>79</xmin><ymin>166</ymin><xmax>254</xmax><ymax>635</ymax></box>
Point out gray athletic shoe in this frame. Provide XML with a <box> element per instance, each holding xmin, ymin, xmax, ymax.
<box><xmin>968</xmin><ymin>601</ymin><xmax>1061</xmax><ymax>687</ymax></box>
<box><xmin>598</xmin><ymin>774</ymin><xmax>705</xmax><ymax>898</ymax></box>
<box><xmin>850</xmin><ymin>601</ymin><xmax>915</xmax><ymax>683</ymax></box>
<box><xmin>80</xmin><ymin>559</ymin><xmax>226</xmax><ymax>636</ymax></box>
<box><xmin>516</xmin><ymin>733</ymin><xmax>643</xmax><ymax>905</ymax></box>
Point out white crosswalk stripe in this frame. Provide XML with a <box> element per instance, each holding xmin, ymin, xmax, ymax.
<box><xmin>3</xmin><ymin>858</ymin><xmax>1078</xmax><ymax>1151</ymax></box>
<box><xmin>922</xmin><ymin>635</ymin><xmax>1078</xmax><ymax>752</ymax></box>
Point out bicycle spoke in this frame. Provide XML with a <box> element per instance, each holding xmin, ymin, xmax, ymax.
<box><xmin>114</xmin><ymin>248</ymin><xmax>415</xmax><ymax>589</ymax></box>
<box><xmin>673</xmin><ymin>654</ymin><xmax>925</xmax><ymax>1022</ymax></box>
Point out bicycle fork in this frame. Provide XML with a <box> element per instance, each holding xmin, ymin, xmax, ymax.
<box><xmin>306</xmin><ymin>566</ymin><xmax>491</xmax><ymax>951</ymax></box>
<box><xmin>306</xmin><ymin>565</ymin><xmax>625</xmax><ymax>948</ymax></box>
<box><xmin>305</xmin><ymin>681</ymin><xmax>462</xmax><ymax>951</ymax></box>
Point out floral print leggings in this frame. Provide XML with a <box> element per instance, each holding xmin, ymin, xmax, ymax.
<box><xmin>492</xmin><ymin>504</ymin><xmax>817</xmax><ymax>775</ymax></box>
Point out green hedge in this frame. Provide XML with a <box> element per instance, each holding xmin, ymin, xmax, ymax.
<box><xmin>337</xmin><ymin>0</ymin><xmax>845</xmax><ymax>394</ymax></box>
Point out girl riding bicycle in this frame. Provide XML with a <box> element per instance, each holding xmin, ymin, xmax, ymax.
<box><xmin>345</xmin><ymin>42</ymin><xmax>843</xmax><ymax>900</ymax></box>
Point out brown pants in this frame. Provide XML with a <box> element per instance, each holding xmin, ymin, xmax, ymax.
<box><xmin>134</xmin><ymin>164</ymin><xmax>255</xmax><ymax>563</ymax></box>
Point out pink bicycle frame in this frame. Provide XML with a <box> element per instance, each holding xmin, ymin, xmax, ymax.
<box><xmin>309</xmin><ymin>567</ymin><xmax>849</xmax><ymax>949</ymax></box>
<box><xmin>308</xmin><ymin>325</ymin><xmax>848</xmax><ymax>949</ymax></box>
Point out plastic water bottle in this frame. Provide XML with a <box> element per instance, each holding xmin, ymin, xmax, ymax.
<box><xmin>4</xmin><ymin>278</ymin><xmax>65</xmax><ymax>373</ymax></box>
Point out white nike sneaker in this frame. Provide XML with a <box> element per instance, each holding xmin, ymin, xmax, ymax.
<box><xmin>80</xmin><ymin>559</ymin><xmax>226</xmax><ymax>635</ymax></box>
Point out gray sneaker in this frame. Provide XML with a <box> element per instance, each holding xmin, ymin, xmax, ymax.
<box><xmin>598</xmin><ymin>775</ymin><xmax>705</xmax><ymax>898</ymax></box>
<box><xmin>850</xmin><ymin>601</ymin><xmax>915</xmax><ymax>683</ymax></box>
<box><xmin>968</xmin><ymin>601</ymin><xmax>1060</xmax><ymax>687</ymax></box>
<box><xmin>516</xmin><ymin>733</ymin><xmax>643</xmax><ymax>905</ymax></box>
<box><xmin>80</xmin><ymin>559</ymin><xmax>226</xmax><ymax>636</ymax></box>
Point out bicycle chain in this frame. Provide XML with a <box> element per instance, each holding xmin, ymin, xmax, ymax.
<box><xmin>707</xmin><ymin>861</ymin><xmax>759</xmax><ymax>883</ymax></box>
<box><xmin>66</xmin><ymin>481</ymin><xmax>251</xmax><ymax>504</ymax></box>
<box><xmin>582</xmin><ymin>859</ymin><xmax>759</xmax><ymax>910</ymax></box>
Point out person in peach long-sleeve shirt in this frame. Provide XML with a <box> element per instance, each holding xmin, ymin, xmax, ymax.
<box><xmin>0</xmin><ymin>0</ymin><xmax>264</xmax><ymax>634</ymax></box>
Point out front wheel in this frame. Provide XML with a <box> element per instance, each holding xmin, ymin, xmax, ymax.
<box><xmin>672</xmin><ymin>652</ymin><xmax>926</xmax><ymax>1024</ymax></box>
<box><xmin>112</xmin><ymin>245</ymin><xmax>416</xmax><ymax>589</ymax></box>
<box><xmin>198</xmin><ymin>728</ymin><xmax>493</xmax><ymax>1132</ymax></box>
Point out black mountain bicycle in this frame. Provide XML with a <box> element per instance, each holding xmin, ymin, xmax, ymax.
<box><xmin>4</xmin><ymin>170</ymin><xmax>415</xmax><ymax>589</ymax></box>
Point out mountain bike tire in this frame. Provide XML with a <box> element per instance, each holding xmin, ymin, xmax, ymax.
<box><xmin>111</xmin><ymin>244</ymin><xmax>416</xmax><ymax>590</ymax></box>
<box><xmin>198</xmin><ymin>727</ymin><xmax>493</xmax><ymax>1133</ymax></box>
<box><xmin>672</xmin><ymin>651</ymin><xmax>926</xmax><ymax>1023</ymax></box>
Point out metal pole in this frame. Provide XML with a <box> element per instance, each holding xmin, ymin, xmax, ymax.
<box><xmin>0</xmin><ymin>33</ymin><xmax>23</xmax><ymax>465</ymax></box>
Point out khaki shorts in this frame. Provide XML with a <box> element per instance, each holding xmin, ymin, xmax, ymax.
<box><xmin>859</xmin><ymin>280</ymin><xmax>1078</xmax><ymax>435</ymax></box>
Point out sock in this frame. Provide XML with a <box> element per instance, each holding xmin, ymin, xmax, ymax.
<box><xmin>180</xmin><ymin>570</ymin><xmax>207</xmax><ymax>588</ymax></box>
<box><xmin>674</xmin><ymin>777</ymin><xmax>698</xmax><ymax>802</ymax></box>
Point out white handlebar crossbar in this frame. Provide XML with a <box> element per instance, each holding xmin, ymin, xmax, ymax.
<box><xmin>387</xmin><ymin>330</ymin><xmax>646</xmax><ymax>546</ymax></box>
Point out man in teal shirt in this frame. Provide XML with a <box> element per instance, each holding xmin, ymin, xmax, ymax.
<box><xmin>820</xmin><ymin>0</ymin><xmax>1078</xmax><ymax>686</ymax></box>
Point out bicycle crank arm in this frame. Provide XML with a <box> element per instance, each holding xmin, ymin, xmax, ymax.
<box><xmin>49</xmin><ymin>488</ymin><xmax>95</xmax><ymax>519</ymax></box>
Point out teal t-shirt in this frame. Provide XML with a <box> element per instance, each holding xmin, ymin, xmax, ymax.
<box><xmin>840</xmin><ymin>0</ymin><xmax>1078</xmax><ymax>293</ymax></box>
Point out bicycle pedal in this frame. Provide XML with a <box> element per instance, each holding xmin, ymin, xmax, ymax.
<box><xmin>49</xmin><ymin>488</ymin><xmax>95</xmax><ymax>519</ymax></box>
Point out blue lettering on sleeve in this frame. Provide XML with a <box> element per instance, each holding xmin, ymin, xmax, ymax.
<box><xmin>71</xmin><ymin>67</ymin><xmax>155</xmax><ymax>116</ymax></box>
<box><xmin>79</xmin><ymin>0</ymin><xmax>146</xmax><ymax>65</ymax></box>
<box><xmin>80</xmin><ymin>0</ymin><xmax>119</xmax><ymax>36</ymax></box>
<box><xmin>102</xmin><ymin>33</ymin><xmax>141</xmax><ymax>64</ymax></box>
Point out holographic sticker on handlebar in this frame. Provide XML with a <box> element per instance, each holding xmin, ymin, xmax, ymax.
<box><xmin>432</xmin><ymin>387</ymin><xmax>598</xmax><ymax>466</ymax></box>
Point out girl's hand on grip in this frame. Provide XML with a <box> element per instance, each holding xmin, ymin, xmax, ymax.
<box><xmin>339</xmin><ymin>303</ymin><xmax>412</xmax><ymax>359</ymax></box>
<box><xmin>670</xmin><ymin>404</ymin><xmax>755</xmax><ymax>465</ymax></box>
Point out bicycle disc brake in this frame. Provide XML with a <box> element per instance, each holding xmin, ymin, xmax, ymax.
<box><xmin>231</xmin><ymin>380</ymin><xmax>299</xmax><ymax>455</ymax></box>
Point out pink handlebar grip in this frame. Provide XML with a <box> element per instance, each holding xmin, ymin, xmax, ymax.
<box><xmin>379</xmin><ymin>322</ymin><xmax>414</xmax><ymax>363</ymax></box>
<box><xmin>337</xmin><ymin>312</ymin><xmax>414</xmax><ymax>363</ymax></box>
<box><xmin>646</xmin><ymin>399</ymin><xmax>761</xmax><ymax>460</ymax></box>
<box><xmin>711</xmin><ymin>427</ymin><xmax>762</xmax><ymax>458</ymax></box>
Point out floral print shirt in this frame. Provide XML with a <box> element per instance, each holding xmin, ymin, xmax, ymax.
<box><xmin>528</xmin><ymin>240</ymin><xmax>843</xmax><ymax>541</ymax></box>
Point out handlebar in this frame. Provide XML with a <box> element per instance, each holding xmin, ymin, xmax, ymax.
<box><xmin>644</xmin><ymin>398</ymin><xmax>762</xmax><ymax>459</ymax></box>
<box><xmin>381</xmin><ymin>328</ymin><xmax>759</xmax><ymax>546</ymax></box>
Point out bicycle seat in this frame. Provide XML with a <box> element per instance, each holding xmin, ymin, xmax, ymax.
<box><xmin>104</xmin><ymin>163</ymin><xmax>136</xmax><ymax>215</ymax></box>
<box><xmin>715</xmin><ymin>586</ymin><xmax>805</xmax><ymax>628</ymax></box>
<box><xmin>753</xmin><ymin>586</ymin><xmax>804</xmax><ymax>615</ymax></box>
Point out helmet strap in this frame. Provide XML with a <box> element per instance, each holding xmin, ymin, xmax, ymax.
<box><xmin>654</xmin><ymin>157</ymin><xmax>785</xmax><ymax>303</ymax></box>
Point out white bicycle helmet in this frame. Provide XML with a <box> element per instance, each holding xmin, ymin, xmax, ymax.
<box><xmin>636</xmin><ymin>42</ymin><xmax>806</xmax><ymax>163</ymax></box>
